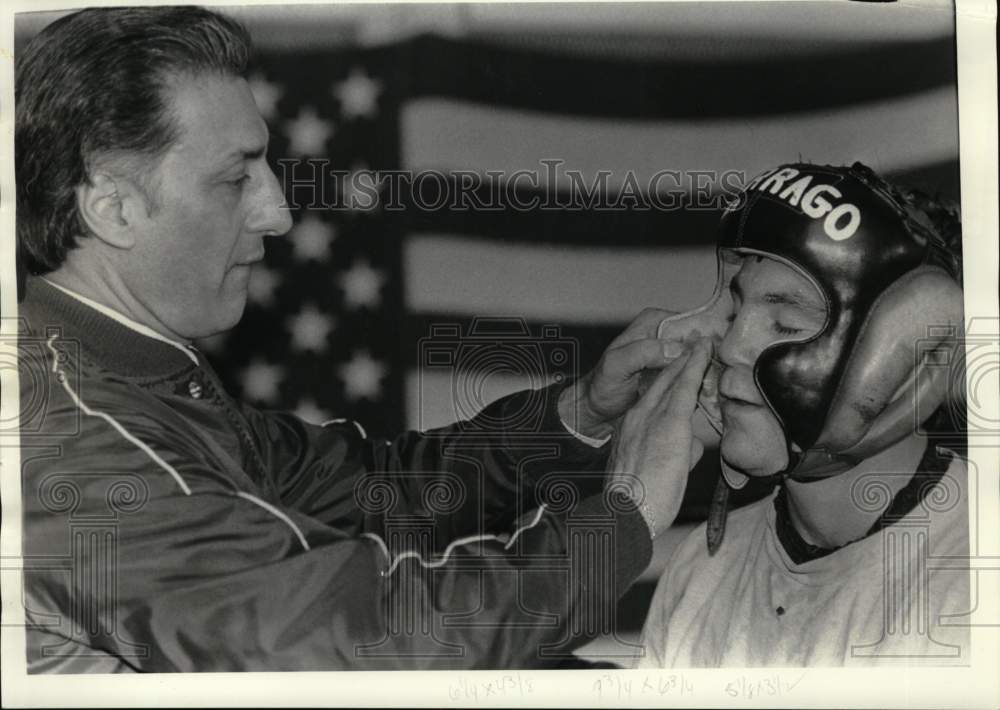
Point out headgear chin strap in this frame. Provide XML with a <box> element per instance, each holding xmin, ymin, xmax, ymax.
<box><xmin>657</xmin><ymin>162</ymin><xmax>962</xmax><ymax>552</ymax></box>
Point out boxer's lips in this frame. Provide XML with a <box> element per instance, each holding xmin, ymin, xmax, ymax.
<box><xmin>718</xmin><ymin>388</ymin><xmax>762</xmax><ymax>409</ymax></box>
<box><xmin>232</xmin><ymin>252</ymin><xmax>265</xmax><ymax>268</ymax></box>
<box><xmin>720</xmin><ymin>398</ymin><xmax>758</xmax><ymax>415</ymax></box>
<box><xmin>718</xmin><ymin>368</ymin><xmax>763</xmax><ymax>408</ymax></box>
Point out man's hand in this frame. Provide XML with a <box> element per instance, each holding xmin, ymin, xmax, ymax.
<box><xmin>558</xmin><ymin>308</ymin><xmax>684</xmax><ymax>439</ymax></box>
<box><xmin>607</xmin><ymin>340</ymin><xmax>711</xmax><ymax>539</ymax></box>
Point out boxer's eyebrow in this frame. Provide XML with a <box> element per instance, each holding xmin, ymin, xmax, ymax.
<box><xmin>730</xmin><ymin>271</ymin><xmax>824</xmax><ymax>313</ymax></box>
<box><xmin>763</xmin><ymin>292</ymin><xmax>824</xmax><ymax>313</ymax></box>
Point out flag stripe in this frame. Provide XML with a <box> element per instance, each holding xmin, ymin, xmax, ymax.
<box><xmin>401</xmin><ymin>87</ymin><xmax>959</xmax><ymax>192</ymax></box>
<box><xmin>459</xmin><ymin>2</ymin><xmax>954</xmax><ymax>49</ymax></box>
<box><xmin>403</xmin><ymin>236</ymin><xmax>716</xmax><ymax>323</ymax></box>
<box><xmin>387</xmin><ymin>35</ymin><xmax>955</xmax><ymax>118</ymax></box>
<box><xmin>401</xmin><ymin>183</ymin><xmax>725</xmax><ymax>246</ymax></box>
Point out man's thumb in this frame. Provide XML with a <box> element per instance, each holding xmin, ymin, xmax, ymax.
<box><xmin>689</xmin><ymin>437</ymin><xmax>705</xmax><ymax>466</ymax></box>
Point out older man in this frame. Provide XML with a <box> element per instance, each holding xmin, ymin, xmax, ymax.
<box><xmin>16</xmin><ymin>6</ymin><xmax>707</xmax><ymax>672</ymax></box>
<box><xmin>637</xmin><ymin>162</ymin><xmax>969</xmax><ymax>667</ymax></box>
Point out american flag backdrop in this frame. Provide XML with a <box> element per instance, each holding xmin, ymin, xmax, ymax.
<box><xmin>197</xmin><ymin>2</ymin><xmax>961</xmax><ymax>510</ymax></box>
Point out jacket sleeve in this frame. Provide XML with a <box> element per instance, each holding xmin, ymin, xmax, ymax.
<box><xmin>25</xmin><ymin>448</ymin><xmax>652</xmax><ymax>671</ymax></box>
<box><xmin>241</xmin><ymin>383</ymin><xmax>612</xmax><ymax>545</ymax></box>
<box><xmin>23</xmin><ymin>378</ymin><xmax>652</xmax><ymax>672</ymax></box>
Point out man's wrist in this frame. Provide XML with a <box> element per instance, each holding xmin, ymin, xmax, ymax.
<box><xmin>557</xmin><ymin>380</ymin><xmax>615</xmax><ymax>441</ymax></box>
<box><xmin>636</xmin><ymin>499</ymin><xmax>658</xmax><ymax>541</ymax></box>
<box><xmin>563</xmin><ymin>421</ymin><xmax>612</xmax><ymax>448</ymax></box>
<box><xmin>611</xmin><ymin>478</ymin><xmax>658</xmax><ymax>541</ymax></box>
<box><xmin>576</xmin><ymin>491</ymin><xmax>654</xmax><ymax>590</ymax></box>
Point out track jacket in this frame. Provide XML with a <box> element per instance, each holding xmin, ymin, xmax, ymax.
<box><xmin>17</xmin><ymin>277</ymin><xmax>652</xmax><ymax>672</ymax></box>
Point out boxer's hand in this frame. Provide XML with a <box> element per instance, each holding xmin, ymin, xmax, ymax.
<box><xmin>607</xmin><ymin>339</ymin><xmax>711</xmax><ymax>538</ymax></box>
<box><xmin>558</xmin><ymin>308</ymin><xmax>682</xmax><ymax>439</ymax></box>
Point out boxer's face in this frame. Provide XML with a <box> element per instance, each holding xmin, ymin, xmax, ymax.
<box><xmin>122</xmin><ymin>72</ymin><xmax>292</xmax><ymax>340</ymax></box>
<box><xmin>716</xmin><ymin>256</ymin><xmax>826</xmax><ymax>477</ymax></box>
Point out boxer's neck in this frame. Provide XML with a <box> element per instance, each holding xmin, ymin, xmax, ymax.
<box><xmin>782</xmin><ymin>433</ymin><xmax>926</xmax><ymax>549</ymax></box>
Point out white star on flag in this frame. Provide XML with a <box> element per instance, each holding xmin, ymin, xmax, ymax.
<box><xmin>290</xmin><ymin>214</ymin><xmax>337</xmax><ymax>262</ymax></box>
<box><xmin>332</xmin><ymin>68</ymin><xmax>382</xmax><ymax>120</ymax></box>
<box><xmin>339</xmin><ymin>259</ymin><xmax>386</xmax><ymax>309</ymax></box>
<box><xmin>247</xmin><ymin>264</ymin><xmax>281</xmax><ymax>307</ymax></box>
<box><xmin>284</xmin><ymin>106</ymin><xmax>334</xmax><ymax>156</ymax></box>
<box><xmin>241</xmin><ymin>360</ymin><xmax>284</xmax><ymax>404</ymax></box>
<box><xmin>248</xmin><ymin>74</ymin><xmax>282</xmax><ymax>121</ymax></box>
<box><xmin>293</xmin><ymin>398</ymin><xmax>332</xmax><ymax>425</ymax></box>
<box><xmin>288</xmin><ymin>305</ymin><xmax>335</xmax><ymax>352</ymax></box>
<box><xmin>339</xmin><ymin>351</ymin><xmax>387</xmax><ymax>401</ymax></box>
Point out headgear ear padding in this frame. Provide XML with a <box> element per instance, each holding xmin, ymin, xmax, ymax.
<box><xmin>827</xmin><ymin>268</ymin><xmax>963</xmax><ymax>461</ymax></box>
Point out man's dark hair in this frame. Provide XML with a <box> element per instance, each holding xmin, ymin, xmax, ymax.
<box><xmin>15</xmin><ymin>6</ymin><xmax>252</xmax><ymax>275</ymax></box>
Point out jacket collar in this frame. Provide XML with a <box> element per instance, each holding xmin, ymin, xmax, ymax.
<box><xmin>20</xmin><ymin>276</ymin><xmax>201</xmax><ymax>378</ymax></box>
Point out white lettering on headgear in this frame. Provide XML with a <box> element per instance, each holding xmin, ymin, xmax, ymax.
<box><xmin>748</xmin><ymin>171</ymin><xmax>861</xmax><ymax>241</ymax></box>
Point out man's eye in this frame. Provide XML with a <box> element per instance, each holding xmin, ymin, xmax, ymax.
<box><xmin>228</xmin><ymin>174</ymin><xmax>251</xmax><ymax>187</ymax></box>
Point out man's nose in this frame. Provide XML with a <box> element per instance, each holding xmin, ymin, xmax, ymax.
<box><xmin>248</xmin><ymin>164</ymin><xmax>293</xmax><ymax>237</ymax></box>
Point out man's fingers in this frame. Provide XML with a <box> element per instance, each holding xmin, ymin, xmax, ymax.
<box><xmin>661</xmin><ymin>339</ymin><xmax>712</xmax><ymax>416</ymax></box>
<box><xmin>689</xmin><ymin>437</ymin><xmax>705</xmax><ymax>464</ymax></box>
<box><xmin>632</xmin><ymin>348</ymin><xmax>692</xmax><ymax>413</ymax></box>
<box><xmin>608</xmin><ymin>308</ymin><xmax>678</xmax><ymax>348</ymax></box>
<box><xmin>603</xmin><ymin>336</ymin><xmax>684</xmax><ymax>383</ymax></box>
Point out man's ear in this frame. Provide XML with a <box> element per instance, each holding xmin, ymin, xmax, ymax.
<box><xmin>76</xmin><ymin>172</ymin><xmax>139</xmax><ymax>250</ymax></box>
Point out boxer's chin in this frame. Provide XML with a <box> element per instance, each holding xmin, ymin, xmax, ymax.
<box><xmin>719</xmin><ymin>408</ymin><xmax>788</xmax><ymax>478</ymax></box>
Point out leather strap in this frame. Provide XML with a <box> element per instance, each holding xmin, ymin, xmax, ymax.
<box><xmin>706</xmin><ymin>473</ymin><xmax>731</xmax><ymax>556</ymax></box>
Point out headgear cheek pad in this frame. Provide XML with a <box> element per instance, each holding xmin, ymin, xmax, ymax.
<box><xmin>719</xmin><ymin>162</ymin><xmax>963</xmax><ymax>481</ymax></box>
<box><xmin>654</xmin><ymin>252</ymin><xmax>741</xmax><ymax>439</ymax></box>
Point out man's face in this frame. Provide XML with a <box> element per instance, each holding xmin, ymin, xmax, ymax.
<box><xmin>716</xmin><ymin>256</ymin><xmax>826</xmax><ymax>477</ymax></box>
<box><xmin>122</xmin><ymin>72</ymin><xmax>292</xmax><ymax>340</ymax></box>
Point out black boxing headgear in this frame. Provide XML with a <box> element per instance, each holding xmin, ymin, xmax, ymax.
<box><xmin>718</xmin><ymin>162</ymin><xmax>962</xmax><ymax>482</ymax></box>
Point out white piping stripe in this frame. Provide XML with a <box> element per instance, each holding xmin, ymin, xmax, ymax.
<box><xmin>501</xmin><ymin>505</ymin><xmax>547</xmax><ymax>550</ymax></box>
<box><xmin>46</xmin><ymin>335</ymin><xmax>193</xmax><ymax>496</ymax></box>
<box><xmin>235</xmin><ymin>491</ymin><xmax>311</xmax><ymax>552</ymax></box>
<box><xmin>386</xmin><ymin>535</ymin><xmax>503</xmax><ymax>576</ymax></box>
<box><xmin>361</xmin><ymin>532</ymin><xmax>391</xmax><ymax>565</ymax></box>
<box><xmin>321</xmin><ymin>417</ymin><xmax>368</xmax><ymax>439</ymax></box>
<box><xmin>42</xmin><ymin>279</ymin><xmax>199</xmax><ymax>366</ymax></box>
<box><xmin>377</xmin><ymin>504</ymin><xmax>549</xmax><ymax>577</ymax></box>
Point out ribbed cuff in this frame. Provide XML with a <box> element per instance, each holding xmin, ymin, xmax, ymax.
<box><xmin>537</xmin><ymin>381</ymin><xmax>611</xmax><ymax>459</ymax></box>
<box><xmin>572</xmin><ymin>492</ymin><xmax>653</xmax><ymax>594</ymax></box>
<box><xmin>545</xmin><ymin>379</ymin><xmax>614</xmax><ymax>448</ymax></box>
